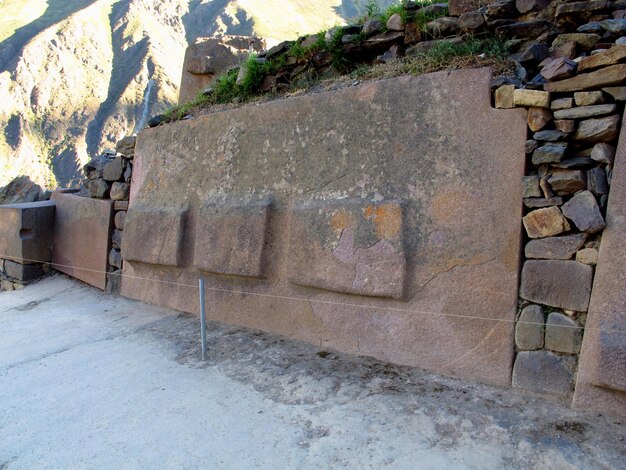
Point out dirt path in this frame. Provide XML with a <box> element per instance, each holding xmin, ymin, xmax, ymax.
<box><xmin>0</xmin><ymin>275</ymin><xmax>624</xmax><ymax>469</ymax></box>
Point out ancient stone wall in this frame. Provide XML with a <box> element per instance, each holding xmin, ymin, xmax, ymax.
<box><xmin>122</xmin><ymin>67</ymin><xmax>527</xmax><ymax>387</ymax></box>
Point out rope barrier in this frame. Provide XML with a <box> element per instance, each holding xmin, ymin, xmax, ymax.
<box><xmin>1</xmin><ymin>253</ymin><xmax>623</xmax><ymax>335</ymax></box>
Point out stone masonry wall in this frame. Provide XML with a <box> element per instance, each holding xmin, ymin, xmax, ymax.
<box><xmin>82</xmin><ymin>136</ymin><xmax>136</xmax><ymax>293</ymax></box>
<box><xmin>492</xmin><ymin>26</ymin><xmax>625</xmax><ymax>399</ymax></box>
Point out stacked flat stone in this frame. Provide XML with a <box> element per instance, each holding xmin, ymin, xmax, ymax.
<box><xmin>492</xmin><ymin>12</ymin><xmax>626</xmax><ymax>398</ymax></box>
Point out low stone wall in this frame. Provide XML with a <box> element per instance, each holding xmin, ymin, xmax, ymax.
<box><xmin>122</xmin><ymin>67</ymin><xmax>527</xmax><ymax>387</ymax></box>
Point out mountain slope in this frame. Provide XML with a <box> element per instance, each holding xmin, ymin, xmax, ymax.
<box><xmin>0</xmin><ymin>0</ymin><xmax>388</xmax><ymax>188</ymax></box>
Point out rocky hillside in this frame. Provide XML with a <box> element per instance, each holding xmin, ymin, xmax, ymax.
<box><xmin>0</xmin><ymin>0</ymin><xmax>391</xmax><ymax>188</ymax></box>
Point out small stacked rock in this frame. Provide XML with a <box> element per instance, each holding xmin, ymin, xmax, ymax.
<box><xmin>492</xmin><ymin>10</ymin><xmax>626</xmax><ymax>399</ymax></box>
<box><xmin>82</xmin><ymin>135</ymin><xmax>135</xmax><ymax>294</ymax></box>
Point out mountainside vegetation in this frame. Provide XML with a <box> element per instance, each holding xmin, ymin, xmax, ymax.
<box><xmin>0</xmin><ymin>0</ymin><xmax>391</xmax><ymax>188</ymax></box>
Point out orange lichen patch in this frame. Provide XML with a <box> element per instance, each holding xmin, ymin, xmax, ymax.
<box><xmin>430</xmin><ymin>188</ymin><xmax>472</xmax><ymax>226</ymax></box>
<box><xmin>331</xmin><ymin>209</ymin><xmax>355</xmax><ymax>233</ymax></box>
<box><xmin>363</xmin><ymin>204</ymin><xmax>402</xmax><ymax>239</ymax></box>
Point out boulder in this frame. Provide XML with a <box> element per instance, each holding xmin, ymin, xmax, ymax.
<box><xmin>522</xmin><ymin>175</ymin><xmax>542</xmax><ymax>198</ymax></box>
<box><xmin>424</xmin><ymin>17</ymin><xmax>462</xmax><ymax>37</ymax></box>
<box><xmin>114</xmin><ymin>211</ymin><xmax>126</xmax><ymax>230</ymax></box>
<box><xmin>448</xmin><ymin>0</ymin><xmax>479</xmax><ymax>16</ymax></box>
<box><xmin>533</xmin><ymin>130</ymin><xmax>567</xmax><ymax>142</ymax></box>
<box><xmin>459</xmin><ymin>11</ymin><xmax>485</xmax><ymax>31</ymax></box>
<box><xmin>552</xmin><ymin>33</ymin><xmax>600</xmax><ymax>50</ymax></box>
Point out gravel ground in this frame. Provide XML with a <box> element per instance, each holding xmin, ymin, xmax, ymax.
<box><xmin>0</xmin><ymin>275</ymin><xmax>624</xmax><ymax>469</ymax></box>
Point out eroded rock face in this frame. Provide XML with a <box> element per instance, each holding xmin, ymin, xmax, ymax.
<box><xmin>121</xmin><ymin>69</ymin><xmax>527</xmax><ymax>386</ymax></box>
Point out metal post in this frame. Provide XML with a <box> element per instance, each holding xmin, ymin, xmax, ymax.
<box><xmin>199</xmin><ymin>277</ymin><xmax>207</xmax><ymax>361</ymax></box>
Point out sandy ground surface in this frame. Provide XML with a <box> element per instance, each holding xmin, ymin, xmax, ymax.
<box><xmin>0</xmin><ymin>275</ymin><xmax>624</xmax><ymax>469</ymax></box>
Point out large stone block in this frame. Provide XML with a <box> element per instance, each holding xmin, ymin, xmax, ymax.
<box><xmin>194</xmin><ymin>200</ymin><xmax>271</xmax><ymax>278</ymax></box>
<box><xmin>512</xmin><ymin>351</ymin><xmax>575</xmax><ymax>398</ymax></box>
<box><xmin>288</xmin><ymin>200</ymin><xmax>406</xmax><ymax>300</ymax></box>
<box><xmin>51</xmin><ymin>190</ymin><xmax>113</xmax><ymax>290</ymax></box>
<box><xmin>574</xmin><ymin>117</ymin><xmax>626</xmax><ymax>416</ymax></box>
<box><xmin>122</xmin><ymin>68</ymin><xmax>527</xmax><ymax>386</ymax></box>
<box><xmin>0</xmin><ymin>200</ymin><xmax>55</xmax><ymax>265</ymax></box>
<box><xmin>519</xmin><ymin>260</ymin><xmax>593</xmax><ymax>311</ymax></box>
<box><xmin>122</xmin><ymin>204</ymin><xmax>188</xmax><ymax>267</ymax></box>
<box><xmin>2</xmin><ymin>259</ymin><xmax>44</xmax><ymax>282</ymax></box>
<box><xmin>179</xmin><ymin>36</ymin><xmax>265</xmax><ymax>104</ymax></box>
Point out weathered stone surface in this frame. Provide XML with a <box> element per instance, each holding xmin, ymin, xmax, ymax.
<box><xmin>110</xmin><ymin>182</ymin><xmax>130</xmax><ymax>201</ymax></box>
<box><xmin>525</xmin><ymin>233</ymin><xmax>587</xmax><ymax>260</ymax></box>
<box><xmin>574</xmin><ymin>114</ymin><xmax>621</xmax><ymax>142</ymax></box>
<box><xmin>574</xmin><ymin>117</ymin><xmax>626</xmax><ymax>415</ymax></box>
<box><xmin>448</xmin><ymin>0</ymin><xmax>479</xmax><ymax>16</ymax></box>
<box><xmin>3</xmin><ymin>259</ymin><xmax>44</xmax><ymax>282</ymax></box>
<box><xmin>114</xmin><ymin>211</ymin><xmax>126</xmax><ymax>230</ymax></box>
<box><xmin>527</xmin><ymin>107</ymin><xmax>552</xmax><ymax>132</ymax></box>
<box><xmin>0</xmin><ymin>175</ymin><xmax>45</xmax><ymax>205</ymax></box>
<box><xmin>520</xmin><ymin>260</ymin><xmax>593</xmax><ymax>311</ymax></box>
<box><xmin>121</xmin><ymin>68</ymin><xmax>527</xmax><ymax>387</ymax></box>
<box><xmin>363</xmin><ymin>19</ymin><xmax>383</xmax><ymax>36</ymax></box>
<box><xmin>591</xmin><ymin>142</ymin><xmax>616</xmax><ymax>164</ymax></box>
<box><xmin>123</xmin><ymin>205</ymin><xmax>188</xmax><ymax>267</ymax></box>
<box><xmin>548</xmin><ymin>169</ymin><xmax>587</xmax><ymax>195</ymax></box>
<box><xmin>102</xmin><ymin>157</ymin><xmax>125</xmax><ymax>182</ymax></box>
<box><xmin>194</xmin><ymin>200</ymin><xmax>271</xmax><ymax>278</ymax></box>
<box><xmin>601</xmin><ymin>18</ymin><xmax>626</xmax><ymax>34</ymax></box>
<box><xmin>111</xmin><ymin>229</ymin><xmax>123</xmax><ymax>249</ymax></box>
<box><xmin>50</xmin><ymin>191</ymin><xmax>113</xmax><ymax>290</ymax></box>
<box><xmin>545</xmin><ymin>64</ymin><xmax>626</xmax><ymax>92</ymax></box>
<box><xmin>496</xmin><ymin>20</ymin><xmax>552</xmax><ymax>38</ymax></box>
<box><xmin>288</xmin><ymin>201</ymin><xmax>406</xmax><ymax>299</ymax></box>
<box><xmin>424</xmin><ymin>17</ymin><xmax>461</xmax><ymax>37</ymax></box>
<box><xmin>109</xmin><ymin>248</ymin><xmax>122</xmax><ymax>269</ymax></box>
<box><xmin>459</xmin><ymin>11</ymin><xmax>485</xmax><ymax>31</ymax></box>
<box><xmin>561</xmin><ymin>190</ymin><xmax>606</xmax><ymax>233</ymax></box>
<box><xmin>552</xmin><ymin>33</ymin><xmax>601</xmax><ymax>49</ymax></box>
<box><xmin>540</xmin><ymin>57</ymin><xmax>577</xmax><ymax>81</ymax></box>
<box><xmin>116</xmin><ymin>136</ymin><xmax>136</xmax><ymax>156</ymax></box>
<box><xmin>578</xmin><ymin>45</ymin><xmax>626</xmax><ymax>72</ymax></box>
<box><xmin>574</xmin><ymin>91</ymin><xmax>605</xmax><ymax>106</ymax></box>
<box><xmin>515</xmin><ymin>305</ymin><xmax>544</xmax><ymax>351</ymax></box>
<box><xmin>550</xmin><ymin>41</ymin><xmax>577</xmax><ymax>60</ymax></box>
<box><xmin>179</xmin><ymin>36</ymin><xmax>264</xmax><ymax>103</ymax></box>
<box><xmin>386</xmin><ymin>13</ymin><xmax>404</xmax><ymax>31</ymax></box>
<box><xmin>587</xmin><ymin>167</ymin><xmax>609</xmax><ymax>195</ymax></box>
<box><xmin>551</xmin><ymin>157</ymin><xmax>596</xmax><ymax>170</ymax></box>
<box><xmin>554</xmin><ymin>119</ymin><xmax>576</xmax><ymax>133</ymax></box>
<box><xmin>520</xmin><ymin>44</ymin><xmax>549</xmax><ymax>65</ymax></box>
<box><xmin>525</xmin><ymin>139</ymin><xmax>538</xmax><ymax>154</ymax></box>
<box><xmin>522</xmin><ymin>176</ymin><xmax>542</xmax><ymax>198</ymax></box>
<box><xmin>522</xmin><ymin>206</ymin><xmax>570</xmax><ymax>238</ymax></box>
<box><xmin>551</xmin><ymin>97</ymin><xmax>574</xmax><ymax>110</ymax></box>
<box><xmin>545</xmin><ymin>312</ymin><xmax>582</xmax><ymax>354</ymax></box>
<box><xmin>85</xmin><ymin>178</ymin><xmax>110</xmax><ymax>199</ymax></box>
<box><xmin>514</xmin><ymin>89</ymin><xmax>550</xmax><ymax>108</ymax></box>
<box><xmin>512</xmin><ymin>351</ymin><xmax>575</xmax><ymax>397</ymax></box>
<box><xmin>553</xmin><ymin>104</ymin><xmax>617</xmax><ymax>120</ymax></box>
<box><xmin>555</xmin><ymin>1</ymin><xmax>611</xmax><ymax>18</ymax></box>
<box><xmin>576</xmin><ymin>247</ymin><xmax>599</xmax><ymax>265</ymax></box>
<box><xmin>602</xmin><ymin>85</ymin><xmax>626</xmax><ymax>101</ymax></box>
<box><xmin>0</xmin><ymin>200</ymin><xmax>55</xmax><ymax>267</ymax></box>
<box><xmin>495</xmin><ymin>85</ymin><xmax>515</xmax><ymax>108</ymax></box>
<box><xmin>532</xmin><ymin>142</ymin><xmax>567</xmax><ymax>164</ymax></box>
<box><xmin>114</xmin><ymin>201</ymin><xmax>129</xmax><ymax>211</ymax></box>
<box><xmin>516</xmin><ymin>0</ymin><xmax>549</xmax><ymax>14</ymax></box>
<box><xmin>533</xmin><ymin>130</ymin><xmax>567</xmax><ymax>141</ymax></box>
<box><xmin>523</xmin><ymin>197</ymin><xmax>563</xmax><ymax>208</ymax></box>
<box><xmin>106</xmin><ymin>268</ymin><xmax>122</xmax><ymax>295</ymax></box>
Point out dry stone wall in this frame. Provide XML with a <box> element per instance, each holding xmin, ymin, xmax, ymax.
<box><xmin>490</xmin><ymin>17</ymin><xmax>625</xmax><ymax>400</ymax></box>
<box><xmin>82</xmin><ymin>136</ymin><xmax>136</xmax><ymax>293</ymax></box>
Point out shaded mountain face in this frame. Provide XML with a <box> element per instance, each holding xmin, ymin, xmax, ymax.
<box><xmin>0</xmin><ymin>0</ymin><xmax>393</xmax><ymax>188</ymax></box>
